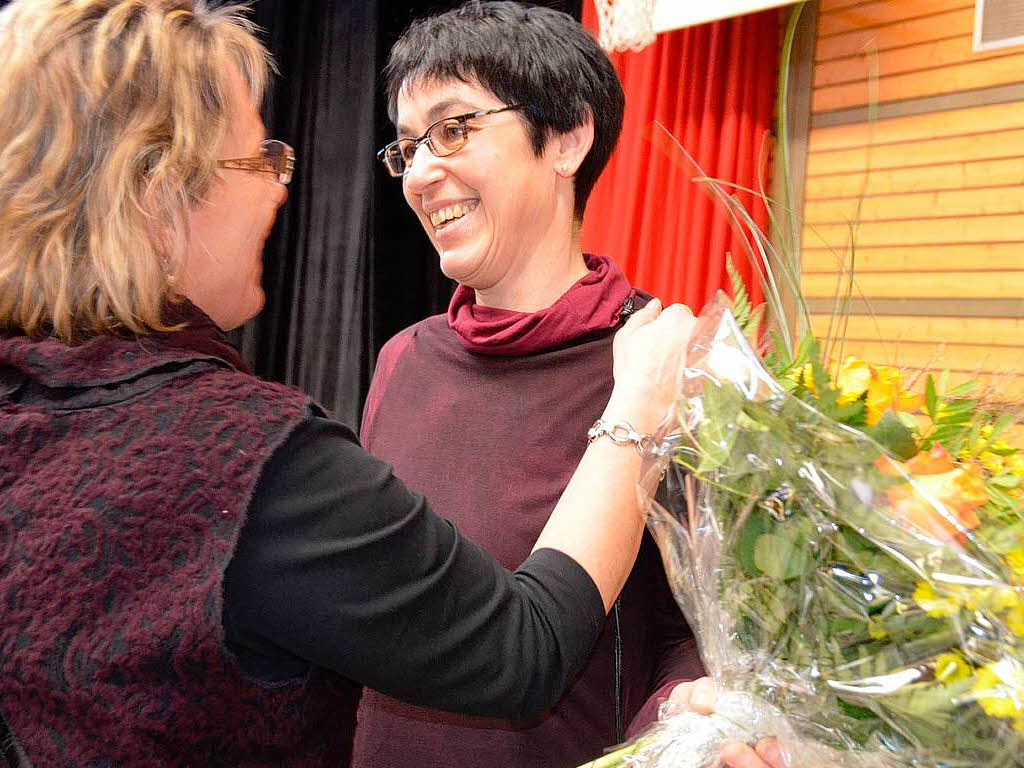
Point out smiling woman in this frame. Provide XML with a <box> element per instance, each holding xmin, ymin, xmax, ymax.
<box><xmin>355</xmin><ymin>3</ymin><xmax>707</xmax><ymax>768</ymax></box>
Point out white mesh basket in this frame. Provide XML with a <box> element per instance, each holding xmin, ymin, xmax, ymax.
<box><xmin>593</xmin><ymin>0</ymin><xmax>657</xmax><ymax>53</ymax></box>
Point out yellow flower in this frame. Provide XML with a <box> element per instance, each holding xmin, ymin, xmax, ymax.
<box><xmin>934</xmin><ymin>651</ymin><xmax>971</xmax><ymax>683</ymax></box>
<box><xmin>836</xmin><ymin>357</ymin><xmax>871</xmax><ymax>405</ymax></box>
<box><xmin>970</xmin><ymin>586</ymin><xmax>1021</xmax><ymax>613</ymax></box>
<box><xmin>867</xmin><ymin>619</ymin><xmax>887</xmax><ymax>640</ymax></box>
<box><xmin>1008</xmin><ymin>604</ymin><xmax>1024</xmax><ymax>638</ymax></box>
<box><xmin>971</xmin><ymin>660</ymin><xmax>1024</xmax><ymax>719</ymax></box>
<box><xmin>1010</xmin><ymin>454</ymin><xmax>1024</xmax><ymax>476</ymax></box>
<box><xmin>914</xmin><ymin>582</ymin><xmax>961</xmax><ymax>618</ymax></box>
<box><xmin>978</xmin><ymin>450</ymin><xmax>1006</xmax><ymax>476</ymax></box>
<box><xmin>866</xmin><ymin>365</ymin><xmax>922</xmax><ymax>427</ymax></box>
<box><xmin>1008</xmin><ymin>550</ymin><xmax>1024</xmax><ymax>581</ymax></box>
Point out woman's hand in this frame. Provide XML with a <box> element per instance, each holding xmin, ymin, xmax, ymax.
<box><xmin>606</xmin><ymin>297</ymin><xmax>696</xmax><ymax>436</ymax></box>
<box><xmin>664</xmin><ymin>678</ymin><xmax>789</xmax><ymax>768</ymax></box>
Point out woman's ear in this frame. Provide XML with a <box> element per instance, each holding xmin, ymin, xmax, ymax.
<box><xmin>552</xmin><ymin>113</ymin><xmax>594</xmax><ymax>178</ymax></box>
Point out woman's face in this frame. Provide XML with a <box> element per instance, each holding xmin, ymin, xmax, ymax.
<box><xmin>396</xmin><ymin>78</ymin><xmax>563</xmax><ymax>300</ymax></box>
<box><xmin>179</xmin><ymin>66</ymin><xmax>287</xmax><ymax>330</ymax></box>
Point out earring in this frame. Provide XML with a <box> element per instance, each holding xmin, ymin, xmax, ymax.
<box><xmin>559</xmin><ymin>163</ymin><xmax>570</xmax><ymax>174</ymax></box>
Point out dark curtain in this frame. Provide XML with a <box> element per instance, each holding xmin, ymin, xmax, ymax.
<box><xmin>232</xmin><ymin>0</ymin><xmax>379</xmax><ymax>428</ymax></box>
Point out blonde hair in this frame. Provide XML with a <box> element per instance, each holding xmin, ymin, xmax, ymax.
<box><xmin>0</xmin><ymin>0</ymin><xmax>271</xmax><ymax>342</ymax></box>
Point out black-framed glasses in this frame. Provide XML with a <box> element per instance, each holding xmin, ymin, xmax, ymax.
<box><xmin>377</xmin><ymin>105</ymin><xmax>522</xmax><ymax>177</ymax></box>
<box><xmin>218</xmin><ymin>139</ymin><xmax>295</xmax><ymax>185</ymax></box>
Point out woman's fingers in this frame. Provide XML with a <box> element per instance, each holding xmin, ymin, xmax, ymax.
<box><xmin>625</xmin><ymin>296</ymin><xmax>661</xmax><ymax>326</ymax></box>
<box><xmin>608</xmin><ymin>298</ymin><xmax>695</xmax><ymax>433</ymax></box>
<box><xmin>720</xmin><ymin>739</ymin><xmax>789</xmax><ymax>768</ymax></box>
<box><xmin>686</xmin><ymin>676</ymin><xmax>717</xmax><ymax>714</ymax></box>
<box><xmin>721</xmin><ymin>743</ymin><xmax>771</xmax><ymax>768</ymax></box>
<box><xmin>755</xmin><ymin>739</ymin><xmax>788</xmax><ymax>768</ymax></box>
<box><xmin>662</xmin><ymin>676</ymin><xmax>717</xmax><ymax>716</ymax></box>
<box><xmin>661</xmin><ymin>682</ymin><xmax>789</xmax><ymax>768</ymax></box>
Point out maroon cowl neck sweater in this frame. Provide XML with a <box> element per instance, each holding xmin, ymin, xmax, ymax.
<box><xmin>355</xmin><ymin>254</ymin><xmax>702</xmax><ymax>768</ymax></box>
<box><xmin>0</xmin><ymin>304</ymin><xmax>357</xmax><ymax>766</ymax></box>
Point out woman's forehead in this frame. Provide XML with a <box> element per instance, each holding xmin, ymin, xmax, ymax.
<box><xmin>396</xmin><ymin>77</ymin><xmax>498</xmax><ymax>128</ymax></box>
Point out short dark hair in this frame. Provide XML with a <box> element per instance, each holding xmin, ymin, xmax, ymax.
<box><xmin>385</xmin><ymin>0</ymin><xmax>624</xmax><ymax>219</ymax></box>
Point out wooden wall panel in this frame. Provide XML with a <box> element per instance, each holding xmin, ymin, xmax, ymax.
<box><xmin>814</xmin><ymin>35</ymin><xmax>1014</xmax><ymax>88</ymax></box>
<box><xmin>804</xmin><ymin>157</ymin><xmax>1024</xmax><ymax>199</ymax></box>
<box><xmin>809</xmin><ymin>315</ymin><xmax>1024</xmax><ymax>347</ymax></box>
<box><xmin>799</xmin><ymin>0</ymin><xmax>1024</xmax><ymax>408</ymax></box>
<box><xmin>816</xmin><ymin>8</ymin><xmax>973</xmax><ymax>61</ymax></box>
<box><xmin>818</xmin><ymin>0</ymin><xmax>970</xmax><ymax>37</ymax></box>
<box><xmin>804</xmin><ymin>186</ymin><xmax>1024</xmax><ymax>224</ymax></box>
<box><xmin>805</xmin><ymin>128</ymin><xmax>1024</xmax><ymax>175</ymax></box>
<box><xmin>802</xmin><ymin>271</ymin><xmax>1024</xmax><ymax>299</ymax></box>
<box><xmin>803</xmin><ymin>216</ymin><xmax>1024</xmax><ymax>248</ymax></box>
<box><xmin>808</xmin><ymin>102</ymin><xmax>1024</xmax><ymax>151</ymax></box>
<box><xmin>813</xmin><ymin>52</ymin><xmax>1024</xmax><ymax>111</ymax></box>
<box><xmin>803</xmin><ymin>243</ymin><xmax>1024</xmax><ymax>273</ymax></box>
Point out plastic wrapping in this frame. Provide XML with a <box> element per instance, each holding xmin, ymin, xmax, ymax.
<box><xmin>620</xmin><ymin>299</ymin><xmax>1024</xmax><ymax>767</ymax></box>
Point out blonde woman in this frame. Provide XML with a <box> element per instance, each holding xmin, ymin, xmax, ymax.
<box><xmin>0</xmin><ymin>1</ymin><xmax>696</xmax><ymax>765</ymax></box>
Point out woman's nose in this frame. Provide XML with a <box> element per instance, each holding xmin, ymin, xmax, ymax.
<box><xmin>402</xmin><ymin>142</ymin><xmax>445</xmax><ymax>194</ymax></box>
<box><xmin>272</xmin><ymin>178</ymin><xmax>288</xmax><ymax>208</ymax></box>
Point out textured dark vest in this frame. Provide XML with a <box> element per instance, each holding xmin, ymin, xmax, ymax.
<box><xmin>0</xmin><ymin>311</ymin><xmax>357</xmax><ymax>767</ymax></box>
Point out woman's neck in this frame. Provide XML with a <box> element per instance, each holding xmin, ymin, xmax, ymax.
<box><xmin>473</xmin><ymin>235</ymin><xmax>589</xmax><ymax>313</ymax></box>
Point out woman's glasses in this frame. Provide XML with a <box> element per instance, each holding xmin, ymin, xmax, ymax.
<box><xmin>218</xmin><ymin>139</ymin><xmax>295</xmax><ymax>185</ymax></box>
<box><xmin>377</xmin><ymin>105</ymin><xmax>522</xmax><ymax>177</ymax></box>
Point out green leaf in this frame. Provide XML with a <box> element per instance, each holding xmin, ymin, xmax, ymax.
<box><xmin>988</xmin><ymin>412</ymin><xmax>1015</xmax><ymax>441</ymax></box>
<box><xmin>832</xmin><ymin>400</ymin><xmax>867</xmax><ymax>427</ymax></box>
<box><xmin>694</xmin><ymin>383</ymin><xmax>744</xmax><ymax>473</ymax></box>
<box><xmin>896</xmin><ymin>411</ymin><xmax>918</xmax><ymax>430</ymax></box>
<box><xmin>726</xmin><ymin>255</ymin><xmax>754</xmax><ymax>333</ymax></box>
<box><xmin>753</xmin><ymin>530</ymin><xmax>809</xmax><ymax>580</ymax></box>
<box><xmin>990</xmin><ymin>474</ymin><xmax>1022</xmax><ymax>489</ymax></box>
<box><xmin>866</xmin><ymin>411</ymin><xmax>919</xmax><ymax>460</ymax></box>
<box><xmin>946</xmin><ymin>380</ymin><xmax>978</xmax><ymax>398</ymax></box>
<box><xmin>736</xmin><ymin>509</ymin><xmax>773</xmax><ymax>577</ymax></box>
<box><xmin>924</xmin><ymin>374</ymin><xmax>938</xmax><ymax>419</ymax></box>
<box><xmin>837</xmin><ymin>698</ymin><xmax>877</xmax><ymax>721</ymax></box>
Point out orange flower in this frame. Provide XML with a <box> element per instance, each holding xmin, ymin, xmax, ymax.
<box><xmin>875</xmin><ymin>443</ymin><xmax>954</xmax><ymax>477</ymax></box>
<box><xmin>877</xmin><ymin>445</ymin><xmax>986</xmax><ymax>543</ymax></box>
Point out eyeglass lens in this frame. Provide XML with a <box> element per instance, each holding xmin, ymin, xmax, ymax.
<box><xmin>263</xmin><ymin>140</ymin><xmax>294</xmax><ymax>185</ymax></box>
<box><xmin>386</xmin><ymin>119</ymin><xmax>468</xmax><ymax>176</ymax></box>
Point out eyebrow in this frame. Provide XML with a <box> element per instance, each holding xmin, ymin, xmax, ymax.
<box><xmin>396</xmin><ymin>99</ymin><xmax>476</xmax><ymax>137</ymax></box>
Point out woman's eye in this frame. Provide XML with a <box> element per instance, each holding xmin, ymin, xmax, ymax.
<box><xmin>441</xmin><ymin>123</ymin><xmax>463</xmax><ymax>143</ymax></box>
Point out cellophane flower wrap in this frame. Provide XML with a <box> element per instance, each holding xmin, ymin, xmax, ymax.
<box><xmin>605</xmin><ymin>298</ymin><xmax>1024</xmax><ymax>768</ymax></box>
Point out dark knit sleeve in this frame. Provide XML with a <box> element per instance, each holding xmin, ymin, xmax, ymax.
<box><xmin>223</xmin><ymin>417</ymin><xmax>605</xmax><ymax>721</ymax></box>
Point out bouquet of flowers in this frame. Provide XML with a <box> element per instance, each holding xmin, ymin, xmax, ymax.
<box><xmin>577</xmin><ymin>2</ymin><xmax>1022</xmax><ymax>754</ymax></box>
<box><xmin>587</xmin><ymin>290</ymin><xmax>1024</xmax><ymax>767</ymax></box>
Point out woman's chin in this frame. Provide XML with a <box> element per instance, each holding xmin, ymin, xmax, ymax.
<box><xmin>437</xmin><ymin>248</ymin><xmax>482</xmax><ymax>284</ymax></box>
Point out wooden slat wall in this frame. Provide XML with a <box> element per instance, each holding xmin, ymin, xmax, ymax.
<box><xmin>801</xmin><ymin>0</ymin><xmax>1024</xmax><ymax>406</ymax></box>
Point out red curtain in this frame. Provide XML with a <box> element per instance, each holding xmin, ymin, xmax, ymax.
<box><xmin>581</xmin><ymin>6</ymin><xmax>779</xmax><ymax>312</ymax></box>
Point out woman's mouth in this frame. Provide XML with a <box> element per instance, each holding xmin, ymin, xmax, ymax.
<box><xmin>429</xmin><ymin>200</ymin><xmax>478</xmax><ymax>231</ymax></box>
